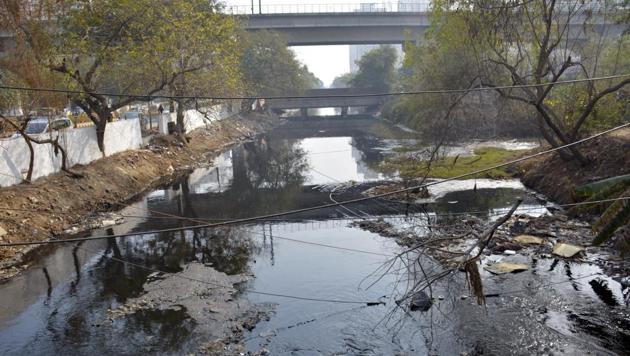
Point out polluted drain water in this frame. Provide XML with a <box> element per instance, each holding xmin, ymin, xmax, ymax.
<box><xmin>0</xmin><ymin>120</ymin><xmax>628</xmax><ymax>355</ymax></box>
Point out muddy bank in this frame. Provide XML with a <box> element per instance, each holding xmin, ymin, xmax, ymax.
<box><xmin>105</xmin><ymin>263</ymin><xmax>274</xmax><ymax>355</ymax></box>
<box><xmin>517</xmin><ymin>129</ymin><xmax>630</xmax><ymax>204</ymax></box>
<box><xmin>0</xmin><ymin>113</ymin><xmax>279</xmax><ymax>280</ymax></box>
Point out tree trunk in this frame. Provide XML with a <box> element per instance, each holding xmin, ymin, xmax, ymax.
<box><xmin>23</xmin><ymin>136</ymin><xmax>34</xmax><ymax>183</ymax></box>
<box><xmin>95</xmin><ymin>120</ymin><xmax>107</xmax><ymax>156</ymax></box>
<box><xmin>176</xmin><ymin>101</ymin><xmax>186</xmax><ymax>135</ymax></box>
<box><xmin>54</xmin><ymin>137</ymin><xmax>82</xmax><ymax>178</ymax></box>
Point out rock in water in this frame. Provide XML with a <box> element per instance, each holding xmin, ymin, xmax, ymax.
<box><xmin>409</xmin><ymin>290</ymin><xmax>432</xmax><ymax>311</ymax></box>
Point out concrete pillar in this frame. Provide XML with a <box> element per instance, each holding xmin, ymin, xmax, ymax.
<box><xmin>300</xmin><ymin>108</ymin><xmax>308</xmax><ymax>118</ymax></box>
<box><xmin>157</xmin><ymin>114</ymin><xmax>169</xmax><ymax>135</ymax></box>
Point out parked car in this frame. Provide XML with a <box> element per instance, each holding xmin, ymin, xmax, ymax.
<box><xmin>123</xmin><ymin>111</ymin><xmax>143</xmax><ymax>120</ymax></box>
<box><xmin>11</xmin><ymin>117</ymin><xmax>74</xmax><ymax>138</ymax></box>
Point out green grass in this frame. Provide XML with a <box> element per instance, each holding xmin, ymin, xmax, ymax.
<box><xmin>381</xmin><ymin>147</ymin><xmax>525</xmax><ymax>179</ymax></box>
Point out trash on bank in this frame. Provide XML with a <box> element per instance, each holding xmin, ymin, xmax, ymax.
<box><xmin>514</xmin><ymin>234</ymin><xmax>543</xmax><ymax>244</ymax></box>
<box><xmin>552</xmin><ymin>242</ymin><xmax>585</xmax><ymax>258</ymax></box>
<box><xmin>484</xmin><ymin>262</ymin><xmax>529</xmax><ymax>274</ymax></box>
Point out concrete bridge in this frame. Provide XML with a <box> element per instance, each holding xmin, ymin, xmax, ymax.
<box><xmin>233</xmin><ymin>2</ymin><xmax>430</xmax><ymax>46</ymax></box>
<box><xmin>265</xmin><ymin>88</ymin><xmax>383</xmax><ymax>116</ymax></box>
<box><xmin>234</xmin><ymin>2</ymin><xmax>626</xmax><ymax>46</ymax></box>
<box><xmin>241</xmin><ymin>12</ymin><xmax>429</xmax><ymax>46</ymax></box>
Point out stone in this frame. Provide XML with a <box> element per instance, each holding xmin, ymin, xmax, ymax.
<box><xmin>514</xmin><ymin>235</ymin><xmax>544</xmax><ymax>245</ymax></box>
<box><xmin>0</xmin><ymin>226</ymin><xmax>7</xmax><ymax>237</ymax></box>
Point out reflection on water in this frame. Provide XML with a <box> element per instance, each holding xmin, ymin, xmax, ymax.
<box><xmin>0</xmin><ymin>120</ymin><xmax>627</xmax><ymax>355</ymax></box>
<box><xmin>300</xmin><ymin>137</ymin><xmax>390</xmax><ymax>184</ymax></box>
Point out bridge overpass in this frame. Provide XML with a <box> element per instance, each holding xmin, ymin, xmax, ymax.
<box><xmin>233</xmin><ymin>2</ymin><xmax>626</xmax><ymax>46</ymax></box>
<box><xmin>265</xmin><ymin>88</ymin><xmax>383</xmax><ymax>116</ymax></box>
<box><xmin>233</xmin><ymin>3</ymin><xmax>430</xmax><ymax>46</ymax></box>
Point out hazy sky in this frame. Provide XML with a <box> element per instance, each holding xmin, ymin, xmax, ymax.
<box><xmin>223</xmin><ymin>0</ymin><xmax>391</xmax><ymax>86</ymax></box>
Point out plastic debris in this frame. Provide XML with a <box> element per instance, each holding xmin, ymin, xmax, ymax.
<box><xmin>100</xmin><ymin>219</ymin><xmax>117</xmax><ymax>227</ymax></box>
<box><xmin>484</xmin><ymin>262</ymin><xmax>529</xmax><ymax>275</ymax></box>
<box><xmin>409</xmin><ymin>290</ymin><xmax>432</xmax><ymax>311</ymax></box>
<box><xmin>503</xmin><ymin>250</ymin><xmax>517</xmax><ymax>255</ymax></box>
<box><xmin>552</xmin><ymin>243</ymin><xmax>585</xmax><ymax>258</ymax></box>
<box><xmin>514</xmin><ymin>235</ymin><xmax>543</xmax><ymax>245</ymax></box>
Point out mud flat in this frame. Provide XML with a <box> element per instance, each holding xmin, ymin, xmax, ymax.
<box><xmin>105</xmin><ymin>263</ymin><xmax>274</xmax><ymax>355</ymax></box>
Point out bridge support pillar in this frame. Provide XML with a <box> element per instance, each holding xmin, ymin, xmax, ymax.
<box><xmin>300</xmin><ymin>108</ymin><xmax>308</xmax><ymax>118</ymax></box>
<box><xmin>341</xmin><ymin>107</ymin><xmax>348</xmax><ymax>117</ymax></box>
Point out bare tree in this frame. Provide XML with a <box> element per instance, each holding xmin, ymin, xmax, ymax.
<box><xmin>438</xmin><ymin>0</ymin><xmax>630</xmax><ymax>163</ymax></box>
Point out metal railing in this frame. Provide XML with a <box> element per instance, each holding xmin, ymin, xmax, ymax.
<box><xmin>225</xmin><ymin>1</ymin><xmax>624</xmax><ymax>15</ymax></box>
<box><xmin>226</xmin><ymin>2</ymin><xmax>431</xmax><ymax>15</ymax></box>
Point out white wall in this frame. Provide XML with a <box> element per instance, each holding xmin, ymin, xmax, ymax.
<box><xmin>0</xmin><ymin>119</ymin><xmax>142</xmax><ymax>187</ymax></box>
<box><xmin>0</xmin><ymin>103</ymin><xmax>232</xmax><ymax>187</ymax></box>
<box><xmin>103</xmin><ymin>119</ymin><xmax>143</xmax><ymax>156</ymax></box>
<box><xmin>168</xmin><ymin>104</ymin><xmax>237</xmax><ymax>132</ymax></box>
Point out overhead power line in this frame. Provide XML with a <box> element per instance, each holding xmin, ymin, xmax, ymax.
<box><xmin>0</xmin><ymin>74</ymin><xmax>628</xmax><ymax>101</ymax></box>
<box><xmin>78</xmin><ymin>245</ymin><xmax>385</xmax><ymax>305</ymax></box>
<box><xmin>0</xmin><ymin>122</ymin><xmax>628</xmax><ymax>248</ymax></box>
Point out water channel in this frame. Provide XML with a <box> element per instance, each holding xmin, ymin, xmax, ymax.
<box><xmin>0</xmin><ymin>119</ymin><xmax>628</xmax><ymax>355</ymax></box>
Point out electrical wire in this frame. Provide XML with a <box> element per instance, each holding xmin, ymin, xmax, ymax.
<box><xmin>0</xmin><ymin>122</ymin><xmax>628</xmax><ymax>247</ymax></box>
<box><xmin>0</xmin><ymin>74</ymin><xmax>627</xmax><ymax>101</ymax></box>
<box><xmin>80</xmin><ymin>245</ymin><xmax>384</xmax><ymax>305</ymax></box>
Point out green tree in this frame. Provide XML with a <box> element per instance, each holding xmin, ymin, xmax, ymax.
<box><xmin>331</xmin><ymin>73</ymin><xmax>354</xmax><ymax>88</ymax></box>
<box><xmin>240</xmin><ymin>30</ymin><xmax>323</xmax><ymax>110</ymax></box>
<box><xmin>158</xmin><ymin>0</ymin><xmax>243</xmax><ymax>135</ymax></box>
<box><xmin>440</xmin><ymin>0</ymin><xmax>629</xmax><ymax>163</ymax></box>
<box><xmin>1</xmin><ymin>0</ymin><xmax>243</xmax><ymax>152</ymax></box>
<box><xmin>390</xmin><ymin>0</ymin><xmax>629</xmax><ymax>161</ymax></box>
<box><xmin>349</xmin><ymin>45</ymin><xmax>398</xmax><ymax>92</ymax></box>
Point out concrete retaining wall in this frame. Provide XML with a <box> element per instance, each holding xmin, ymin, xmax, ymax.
<box><xmin>0</xmin><ymin>119</ymin><xmax>142</xmax><ymax>187</ymax></box>
<box><xmin>0</xmin><ymin>103</ymin><xmax>233</xmax><ymax>187</ymax></box>
<box><xmin>168</xmin><ymin>104</ymin><xmax>236</xmax><ymax>132</ymax></box>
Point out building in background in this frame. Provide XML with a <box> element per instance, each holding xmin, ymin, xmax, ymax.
<box><xmin>348</xmin><ymin>1</ymin><xmax>425</xmax><ymax>73</ymax></box>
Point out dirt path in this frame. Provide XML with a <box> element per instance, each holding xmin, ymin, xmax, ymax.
<box><xmin>0</xmin><ymin>113</ymin><xmax>279</xmax><ymax>281</ymax></box>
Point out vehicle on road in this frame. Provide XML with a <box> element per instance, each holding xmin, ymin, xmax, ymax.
<box><xmin>123</xmin><ymin>111</ymin><xmax>143</xmax><ymax>121</ymax></box>
<box><xmin>11</xmin><ymin>117</ymin><xmax>74</xmax><ymax>138</ymax></box>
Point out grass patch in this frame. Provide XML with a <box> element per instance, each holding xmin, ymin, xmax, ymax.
<box><xmin>381</xmin><ymin>147</ymin><xmax>525</xmax><ymax>179</ymax></box>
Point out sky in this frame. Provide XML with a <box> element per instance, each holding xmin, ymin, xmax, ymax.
<box><xmin>223</xmin><ymin>0</ymin><xmax>394</xmax><ymax>87</ymax></box>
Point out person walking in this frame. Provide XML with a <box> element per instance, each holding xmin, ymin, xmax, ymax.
<box><xmin>158</xmin><ymin>104</ymin><xmax>164</xmax><ymax>115</ymax></box>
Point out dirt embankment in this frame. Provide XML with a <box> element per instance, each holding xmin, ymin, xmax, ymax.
<box><xmin>0</xmin><ymin>113</ymin><xmax>278</xmax><ymax>275</ymax></box>
<box><xmin>516</xmin><ymin>129</ymin><xmax>630</xmax><ymax>204</ymax></box>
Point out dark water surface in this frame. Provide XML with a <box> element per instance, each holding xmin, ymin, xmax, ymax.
<box><xmin>0</xmin><ymin>119</ymin><xmax>627</xmax><ymax>355</ymax></box>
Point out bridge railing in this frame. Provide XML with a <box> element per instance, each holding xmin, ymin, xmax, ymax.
<box><xmin>226</xmin><ymin>2</ymin><xmax>431</xmax><ymax>15</ymax></box>
<box><xmin>226</xmin><ymin>1</ymin><xmax>624</xmax><ymax>15</ymax></box>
